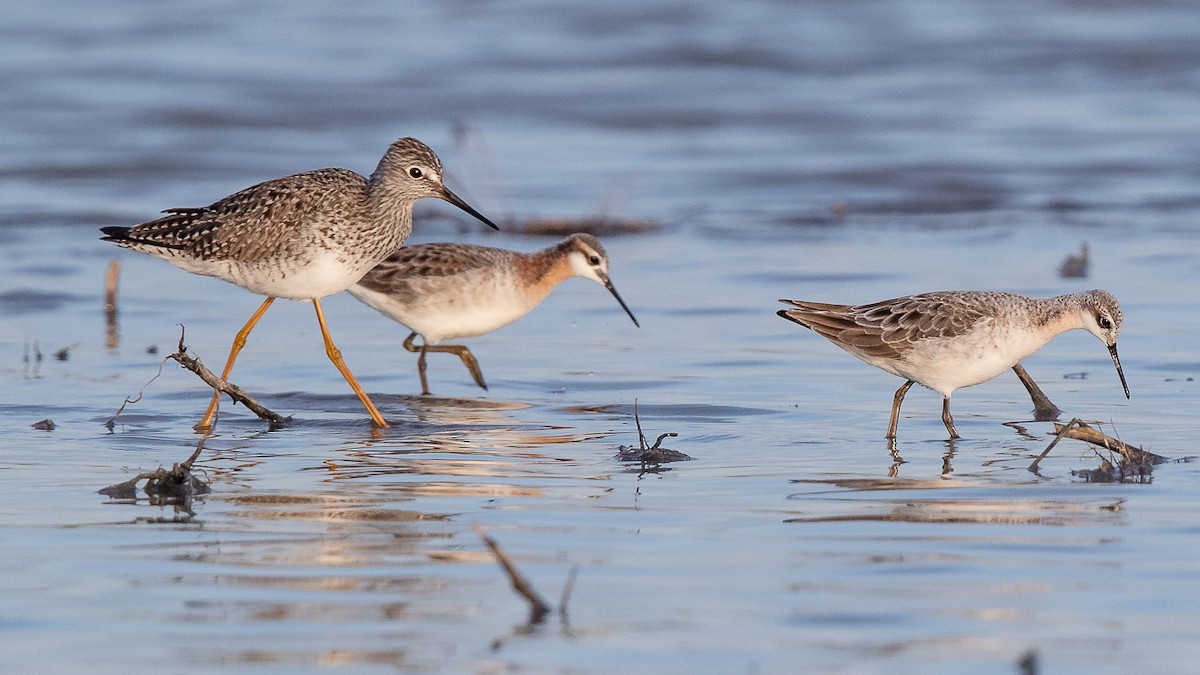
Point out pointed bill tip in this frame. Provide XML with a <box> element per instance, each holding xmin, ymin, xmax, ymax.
<box><xmin>440</xmin><ymin>186</ymin><xmax>500</xmax><ymax>230</ymax></box>
<box><xmin>605</xmin><ymin>279</ymin><xmax>639</xmax><ymax>328</ymax></box>
<box><xmin>1108</xmin><ymin>343</ymin><xmax>1131</xmax><ymax>399</ymax></box>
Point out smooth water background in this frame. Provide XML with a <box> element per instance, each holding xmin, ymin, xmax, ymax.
<box><xmin>3</xmin><ymin>1</ymin><xmax>1200</xmax><ymax>673</ymax></box>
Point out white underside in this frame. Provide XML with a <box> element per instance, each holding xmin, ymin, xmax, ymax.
<box><xmin>853</xmin><ymin>318</ymin><xmax>1067</xmax><ymax>397</ymax></box>
<box><xmin>168</xmin><ymin>250</ymin><xmax>367</xmax><ymax>300</ymax></box>
<box><xmin>347</xmin><ymin>278</ymin><xmax>538</xmax><ymax>344</ymax></box>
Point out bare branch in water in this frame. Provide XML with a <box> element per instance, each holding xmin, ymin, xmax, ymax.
<box><xmin>615</xmin><ymin>399</ymin><xmax>691</xmax><ymax>469</ymax></box>
<box><xmin>474</xmin><ymin>524</ymin><xmax>552</xmax><ymax>624</ymax></box>
<box><xmin>99</xmin><ymin>428</ymin><xmax>212</xmax><ymax>507</ymax></box>
<box><xmin>105</xmin><ymin>349</ymin><xmax>174</xmax><ymax>431</ymax></box>
<box><xmin>166</xmin><ymin>327</ymin><xmax>289</xmax><ymax>428</ymax></box>
<box><xmin>1029</xmin><ymin>418</ymin><xmax>1166</xmax><ymax>477</ymax></box>
<box><xmin>558</xmin><ymin>565</ymin><xmax>580</xmax><ymax>622</ymax></box>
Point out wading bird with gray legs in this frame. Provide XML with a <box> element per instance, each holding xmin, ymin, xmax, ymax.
<box><xmin>777</xmin><ymin>290</ymin><xmax>1130</xmax><ymax>439</ymax></box>
<box><xmin>349</xmin><ymin>233</ymin><xmax>638</xmax><ymax>395</ymax></box>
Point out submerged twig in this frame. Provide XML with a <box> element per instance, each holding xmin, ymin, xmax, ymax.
<box><xmin>1017</xmin><ymin>648</ymin><xmax>1041</xmax><ymax>675</ymax></box>
<box><xmin>105</xmin><ymin>350</ymin><xmax>174</xmax><ymax>430</ymax></box>
<box><xmin>558</xmin><ymin>565</ymin><xmax>580</xmax><ymax>622</ymax></box>
<box><xmin>99</xmin><ymin>429</ymin><xmax>211</xmax><ymax>506</ymax></box>
<box><xmin>615</xmin><ymin>399</ymin><xmax>690</xmax><ymax>469</ymax></box>
<box><xmin>1028</xmin><ymin>419</ymin><xmax>1078</xmax><ymax>474</ymax></box>
<box><xmin>1029</xmin><ymin>418</ymin><xmax>1165</xmax><ymax>477</ymax></box>
<box><xmin>167</xmin><ymin>327</ymin><xmax>288</xmax><ymax>428</ymax></box>
<box><xmin>474</xmin><ymin>525</ymin><xmax>552</xmax><ymax>624</ymax></box>
<box><xmin>54</xmin><ymin>343</ymin><xmax>79</xmax><ymax>361</ymax></box>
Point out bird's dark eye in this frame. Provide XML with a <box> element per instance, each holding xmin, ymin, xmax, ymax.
<box><xmin>1099</xmin><ymin>316</ymin><xmax>1113</xmax><ymax>329</ymax></box>
<box><xmin>589</xmin><ymin>255</ymin><xmax>601</xmax><ymax>265</ymax></box>
<box><xmin>409</xmin><ymin>167</ymin><xmax>423</xmax><ymax>179</ymax></box>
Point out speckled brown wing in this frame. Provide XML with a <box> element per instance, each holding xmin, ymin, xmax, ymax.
<box><xmin>779</xmin><ymin>293</ymin><xmax>993</xmax><ymax>360</ymax></box>
<box><xmin>105</xmin><ymin>168</ymin><xmax>367</xmax><ymax>262</ymax></box>
<box><xmin>356</xmin><ymin>243</ymin><xmax>513</xmax><ymax>305</ymax></box>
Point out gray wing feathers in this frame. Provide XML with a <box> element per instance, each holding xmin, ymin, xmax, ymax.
<box><xmin>779</xmin><ymin>293</ymin><xmax>994</xmax><ymax>360</ymax></box>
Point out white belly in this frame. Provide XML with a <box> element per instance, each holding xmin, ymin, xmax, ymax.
<box><xmin>173</xmin><ymin>251</ymin><xmax>365</xmax><ymax>300</ymax></box>
<box><xmin>862</xmin><ymin>321</ymin><xmax>1058</xmax><ymax>397</ymax></box>
<box><xmin>348</xmin><ymin>278</ymin><xmax>537</xmax><ymax>344</ymax></box>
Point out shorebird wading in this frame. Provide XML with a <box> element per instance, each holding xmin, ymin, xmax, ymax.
<box><xmin>777</xmin><ymin>290</ymin><xmax>1130</xmax><ymax>439</ymax></box>
<box><xmin>348</xmin><ymin>233</ymin><xmax>639</xmax><ymax>395</ymax></box>
<box><xmin>101</xmin><ymin>137</ymin><xmax>499</xmax><ymax>429</ymax></box>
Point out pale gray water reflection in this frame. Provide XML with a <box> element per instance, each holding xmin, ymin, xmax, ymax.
<box><xmin>787</xmin><ymin>478</ymin><xmax>1127</xmax><ymax>527</ymax></box>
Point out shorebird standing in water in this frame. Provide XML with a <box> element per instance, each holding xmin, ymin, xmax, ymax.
<box><xmin>777</xmin><ymin>289</ymin><xmax>1130</xmax><ymax>439</ymax></box>
<box><xmin>349</xmin><ymin>233</ymin><xmax>639</xmax><ymax>395</ymax></box>
<box><xmin>101</xmin><ymin>137</ymin><xmax>499</xmax><ymax>429</ymax></box>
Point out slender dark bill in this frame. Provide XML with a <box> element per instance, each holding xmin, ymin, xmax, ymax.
<box><xmin>1108</xmin><ymin>343</ymin><xmax>1130</xmax><ymax>399</ymax></box>
<box><xmin>440</xmin><ymin>186</ymin><xmax>500</xmax><ymax>230</ymax></box>
<box><xmin>605</xmin><ymin>279</ymin><xmax>640</xmax><ymax>327</ymax></box>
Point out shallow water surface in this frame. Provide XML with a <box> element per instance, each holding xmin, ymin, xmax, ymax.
<box><xmin>4</xmin><ymin>1</ymin><xmax>1200</xmax><ymax>674</ymax></box>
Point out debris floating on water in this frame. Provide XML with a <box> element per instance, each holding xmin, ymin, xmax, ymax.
<box><xmin>1029</xmin><ymin>418</ymin><xmax>1166</xmax><ymax>481</ymax></box>
<box><xmin>99</xmin><ymin>434</ymin><xmax>211</xmax><ymax>506</ymax></box>
<box><xmin>615</xmin><ymin>399</ymin><xmax>692</xmax><ymax>468</ymax></box>
<box><xmin>53</xmin><ymin>344</ymin><xmax>79</xmax><ymax>361</ymax></box>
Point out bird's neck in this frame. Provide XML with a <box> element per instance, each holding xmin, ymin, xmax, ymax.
<box><xmin>518</xmin><ymin>244</ymin><xmax>575</xmax><ymax>305</ymax></box>
<box><xmin>363</xmin><ymin>175</ymin><xmax>415</xmax><ymax>244</ymax></box>
<box><xmin>1032</xmin><ymin>294</ymin><xmax>1086</xmax><ymax>337</ymax></box>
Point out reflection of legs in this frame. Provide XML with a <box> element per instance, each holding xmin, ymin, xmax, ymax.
<box><xmin>196</xmin><ymin>296</ymin><xmax>276</xmax><ymax>431</ymax></box>
<box><xmin>1012</xmin><ymin>362</ymin><xmax>1062</xmax><ymax>421</ymax></box>
<box><xmin>403</xmin><ymin>332</ymin><xmax>488</xmax><ymax>395</ymax></box>
<box><xmin>887</xmin><ymin>380</ymin><xmax>915</xmax><ymax>439</ymax></box>
<box><xmin>314</xmin><ymin>299</ymin><xmax>389</xmax><ymax>428</ymax></box>
<box><xmin>941</xmin><ymin>437</ymin><xmax>956</xmax><ymax>475</ymax></box>
<box><xmin>886</xmin><ymin>437</ymin><xmax>903</xmax><ymax>477</ymax></box>
<box><xmin>941</xmin><ymin>397</ymin><xmax>960</xmax><ymax>439</ymax></box>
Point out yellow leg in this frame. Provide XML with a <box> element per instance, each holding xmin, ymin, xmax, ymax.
<box><xmin>195</xmin><ymin>296</ymin><xmax>276</xmax><ymax>431</ymax></box>
<box><xmin>313</xmin><ymin>299</ymin><xmax>390</xmax><ymax>428</ymax></box>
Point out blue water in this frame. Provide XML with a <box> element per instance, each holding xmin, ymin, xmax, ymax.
<box><xmin>3</xmin><ymin>1</ymin><xmax>1200</xmax><ymax>673</ymax></box>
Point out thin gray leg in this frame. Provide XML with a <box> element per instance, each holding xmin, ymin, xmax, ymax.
<box><xmin>887</xmin><ymin>380</ymin><xmax>915</xmax><ymax>439</ymax></box>
<box><xmin>941</xmin><ymin>397</ymin><xmax>960</xmax><ymax>439</ymax></box>
<box><xmin>1012</xmin><ymin>362</ymin><xmax>1062</xmax><ymax>421</ymax></box>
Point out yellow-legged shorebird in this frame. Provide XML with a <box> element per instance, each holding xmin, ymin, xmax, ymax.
<box><xmin>101</xmin><ymin>137</ymin><xmax>498</xmax><ymax>429</ymax></box>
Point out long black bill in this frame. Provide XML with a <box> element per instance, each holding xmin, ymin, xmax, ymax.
<box><xmin>440</xmin><ymin>186</ymin><xmax>500</xmax><ymax>230</ymax></box>
<box><xmin>1108</xmin><ymin>343</ymin><xmax>1130</xmax><ymax>399</ymax></box>
<box><xmin>605</xmin><ymin>279</ymin><xmax>640</xmax><ymax>328</ymax></box>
